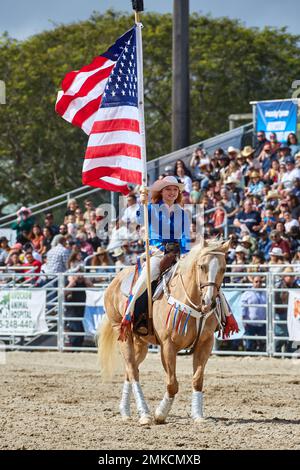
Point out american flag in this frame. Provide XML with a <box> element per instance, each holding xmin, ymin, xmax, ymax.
<box><xmin>56</xmin><ymin>27</ymin><xmax>143</xmax><ymax>194</ymax></box>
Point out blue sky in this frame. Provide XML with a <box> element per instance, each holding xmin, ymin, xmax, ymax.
<box><xmin>1</xmin><ymin>0</ymin><xmax>300</xmax><ymax>40</ymax></box>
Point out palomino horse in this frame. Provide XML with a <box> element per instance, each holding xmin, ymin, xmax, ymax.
<box><xmin>98</xmin><ymin>238</ymin><xmax>230</xmax><ymax>425</ymax></box>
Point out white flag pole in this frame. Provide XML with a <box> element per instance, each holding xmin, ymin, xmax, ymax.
<box><xmin>134</xmin><ymin>2</ymin><xmax>153</xmax><ymax>333</ymax></box>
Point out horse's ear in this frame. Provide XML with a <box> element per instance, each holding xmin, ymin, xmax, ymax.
<box><xmin>220</xmin><ymin>239</ymin><xmax>231</xmax><ymax>253</ymax></box>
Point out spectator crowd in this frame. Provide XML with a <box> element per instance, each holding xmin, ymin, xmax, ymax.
<box><xmin>0</xmin><ymin>130</ymin><xmax>300</xmax><ymax>352</ymax></box>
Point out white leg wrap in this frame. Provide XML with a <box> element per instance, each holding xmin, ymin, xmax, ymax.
<box><xmin>155</xmin><ymin>393</ymin><xmax>174</xmax><ymax>422</ymax></box>
<box><xmin>191</xmin><ymin>391</ymin><xmax>204</xmax><ymax>420</ymax></box>
<box><xmin>119</xmin><ymin>381</ymin><xmax>132</xmax><ymax>418</ymax></box>
<box><xmin>132</xmin><ymin>381</ymin><xmax>150</xmax><ymax>418</ymax></box>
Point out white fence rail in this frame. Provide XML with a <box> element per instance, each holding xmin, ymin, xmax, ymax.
<box><xmin>0</xmin><ymin>266</ymin><xmax>299</xmax><ymax>358</ymax></box>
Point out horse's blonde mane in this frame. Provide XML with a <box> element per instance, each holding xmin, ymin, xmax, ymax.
<box><xmin>179</xmin><ymin>237</ymin><xmax>224</xmax><ymax>274</ymax></box>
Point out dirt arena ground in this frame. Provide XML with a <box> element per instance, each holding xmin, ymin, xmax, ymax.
<box><xmin>0</xmin><ymin>351</ymin><xmax>299</xmax><ymax>450</ymax></box>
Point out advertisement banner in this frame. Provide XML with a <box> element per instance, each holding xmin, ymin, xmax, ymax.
<box><xmin>215</xmin><ymin>290</ymin><xmax>245</xmax><ymax>340</ymax></box>
<box><xmin>0</xmin><ymin>290</ymin><xmax>47</xmax><ymax>336</ymax></box>
<box><xmin>83</xmin><ymin>289</ymin><xmax>106</xmax><ymax>336</ymax></box>
<box><xmin>256</xmin><ymin>99</ymin><xmax>298</xmax><ymax>142</ymax></box>
<box><xmin>287</xmin><ymin>290</ymin><xmax>300</xmax><ymax>341</ymax></box>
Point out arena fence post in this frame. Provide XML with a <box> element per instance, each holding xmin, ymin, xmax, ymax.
<box><xmin>57</xmin><ymin>273</ymin><xmax>65</xmax><ymax>352</ymax></box>
<box><xmin>267</xmin><ymin>272</ymin><xmax>274</xmax><ymax>357</ymax></box>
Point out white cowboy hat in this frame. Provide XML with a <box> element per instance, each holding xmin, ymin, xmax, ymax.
<box><xmin>112</xmin><ymin>247</ymin><xmax>124</xmax><ymax>257</ymax></box>
<box><xmin>225</xmin><ymin>176</ymin><xmax>239</xmax><ymax>185</ymax></box>
<box><xmin>150</xmin><ymin>176</ymin><xmax>184</xmax><ymax>192</ymax></box>
<box><xmin>270</xmin><ymin>247</ymin><xmax>284</xmax><ymax>257</ymax></box>
<box><xmin>235</xmin><ymin>245</ymin><xmax>249</xmax><ymax>256</ymax></box>
<box><xmin>227</xmin><ymin>146</ymin><xmax>239</xmax><ymax>154</ymax></box>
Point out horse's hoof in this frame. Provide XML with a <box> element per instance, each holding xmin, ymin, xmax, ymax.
<box><xmin>121</xmin><ymin>415</ymin><xmax>131</xmax><ymax>422</ymax></box>
<box><xmin>139</xmin><ymin>414</ymin><xmax>152</xmax><ymax>425</ymax></box>
<box><xmin>154</xmin><ymin>410</ymin><xmax>167</xmax><ymax>424</ymax></box>
<box><xmin>193</xmin><ymin>416</ymin><xmax>205</xmax><ymax>424</ymax></box>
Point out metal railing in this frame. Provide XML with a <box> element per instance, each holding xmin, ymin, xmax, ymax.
<box><xmin>0</xmin><ymin>265</ymin><xmax>299</xmax><ymax>358</ymax></box>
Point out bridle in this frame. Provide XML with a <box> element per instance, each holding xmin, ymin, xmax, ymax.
<box><xmin>179</xmin><ymin>250</ymin><xmax>226</xmax><ymax>311</ymax></box>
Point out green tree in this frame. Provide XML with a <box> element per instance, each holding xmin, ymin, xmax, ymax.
<box><xmin>0</xmin><ymin>11</ymin><xmax>299</xmax><ymax>210</ymax></box>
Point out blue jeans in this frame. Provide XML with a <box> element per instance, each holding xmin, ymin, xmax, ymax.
<box><xmin>243</xmin><ymin>324</ymin><xmax>266</xmax><ymax>352</ymax></box>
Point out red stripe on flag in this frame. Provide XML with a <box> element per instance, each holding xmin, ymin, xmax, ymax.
<box><xmin>56</xmin><ymin>64</ymin><xmax>114</xmax><ymax>117</ymax></box>
<box><xmin>85</xmin><ymin>143</ymin><xmax>141</xmax><ymax>160</ymax></box>
<box><xmin>82</xmin><ymin>166</ymin><xmax>142</xmax><ymax>187</ymax></box>
<box><xmin>91</xmin><ymin>119</ymin><xmax>140</xmax><ymax>134</ymax></box>
<box><xmin>61</xmin><ymin>56</ymin><xmax>109</xmax><ymax>92</ymax></box>
<box><xmin>71</xmin><ymin>96</ymin><xmax>102</xmax><ymax>129</ymax></box>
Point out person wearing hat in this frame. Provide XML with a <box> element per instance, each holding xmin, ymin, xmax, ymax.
<box><xmin>280</xmin><ymin>156</ymin><xmax>300</xmax><ymax>190</ymax></box>
<box><xmin>227</xmin><ymin>146</ymin><xmax>239</xmax><ymax>160</ymax></box>
<box><xmin>123</xmin><ymin>176</ymin><xmax>191</xmax><ymax>329</ymax></box>
<box><xmin>230</xmin><ymin>245</ymin><xmax>249</xmax><ymax>283</ymax></box>
<box><xmin>245</xmin><ymin>170</ymin><xmax>265</xmax><ymax>197</ymax></box>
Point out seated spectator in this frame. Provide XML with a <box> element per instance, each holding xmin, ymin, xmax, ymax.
<box><xmin>224</xmin><ymin>176</ymin><xmax>243</xmax><ymax>205</ymax></box>
<box><xmin>112</xmin><ymin>247</ymin><xmax>126</xmax><ymax>271</ymax></box>
<box><xmin>231</xmin><ymin>245</ymin><xmax>249</xmax><ymax>283</ymax></box>
<box><xmin>51</xmin><ymin>224</ymin><xmax>68</xmax><ymax>248</ymax></box>
<box><xmin>86</xmin><ymin>227</ymin><xmax>102</xmax><ymax>252</ymax></box>
<box><xmin>265</xmin><ymin>189</ymin><xmax>280</xmax><ymax>209</ymax></box>
<box><xmin>241</xmin><ymin>276</ymin><xmax>266</xmax><ymax>352</ymax></box>
<box><xmin>287</xmin><ymin>132</ymin><xmax>300</xmax><ymax>157</ymax></box>
<box><xmin>173</xmin><ymin>159</ymin><xmax>192</xmax><ymax>179</ymax></box>
<box><xmin>270</xmin><ymin>229</ymin><xmax>290</xmax><ymax>259</ymax></box>
<box><xmin>257</xmin><ymin>230</ymin><xmax>272</xmax><ymax>261</ymax></box>
<box><xmin>0</xmin><ymin>236</ymin><xmax>10</xmax><ymax>265</ymax></box>
<box><xmin>245</xmin><ymin>171</ymin><xmax>265</xmax><ymax>197</ymax></box>
<box><xmin>44</xmin><ymin>212</ymin><xmax>59</xmax><ymax>236</ymax></box>
<box><xmin>11</xmin><ymin>206</ymin><xmax>34</xmax><ymax>238</ymax></box>
<box><xmin>66</xmin><ymin>214</ymin><xmax>78</xmax><ymax>239</ymax></box>
<box><xmin>286</xmin><ymin>194</ymin><xmax>300</xmax><ymax>220</ymax></box>
<box><xmin>5</xmin><ymin>246</ymin><xmax>23</xmax><ymax>269</ymax></box>
<box><xmin>223</xmin><ymin>160</ymin><xmax>243</xmax><ymax>184</ymax></box>
<box><xmin>83</xmin><ymin>199</ymin><xmax>95</xmax><ymax>224</ymax></box>
<box><xmin>269</xmin><ymin>247</ymin><xmax>285</xmax><ymax>282</ymax></box>
<box><xmin>175</xmin><ymin>164</ymin><xmax>193</xmax><ymax>194</ymax></box>
<box><xmin>292</xmin><ymin>246</ymin><xmax>300</xmax><ymax>265</ymax></box>
<box><xmin>220</xmin><ymin>187</ymin><xmax>238</xmax><ymax>226</ymax></box>
<box><xmin>283</xmin><ymin>210</ymin><xmax>299</xmax><ymax>233</ymax></box>
<box><xmin>90</xmin><ymin>246</ymin><xmax>112</xmax><ymax>275</ymax></box>
<box><xmin>261</xmin><ymin>207</ymin><xmax>277</xmax><ymax>234</ymax></box>
<box><xmin>264</xmin><ymin>159</ymin><xmax>280</xmax><ymax>184</ymax></box>
<box><xmin>240</xmin><ymin>234</ymin><xmax>256</xmax><ymax>255</ymax></box>
<box><xmin>64</xmin><ymin>198</ymin><xmax>78</xmax><ymax>224</ymax></box>
<box><xmin>121</xmin><ymin>193</ymin><xmax>139</xmax><ymax>226</ymax></box>
<box><xmin>189</xmin><ymin>181</ymin><xmax>201</xmax><ymax>204</ymax></box>
<box><xmin>67</xmin><ymin>251</ymin><xmax>84</xmax><ymax>271</ymax></box>
<box><xmin>269</xmin><ymin>132</ymin><xmax>281</xmax><ymax>154</ymax></box>
<box><xmin>242</xmin><ymin>146</ymin><xmax>260</xmax><ymax>172</ymax></box>
<box><xmin>22</xmin><ymin>251</ymin><xmax>42</xmax><ymax>283</ymax></box>
<box><xmin>76</xmin><ymin>233</ymin><xmax>93</xmax><ymax>257</ymax></box>
<box><xmin>254</xmin><ymin>131</ymin><xmax>269</xmax><ymax>158</ymax></box>
<box><xmin>280</xmin><ymin>157</ymin><xmax>300</xmax><ymax>190</ymax></box>
<box><xmin>233</xmin><ymin>199</ymin><xmax>262</xmax><ymax>237</ymax></box>
<box><xmin>227</xmin><ymin>146</ymin><xmax>240</xmax><ymax>161</ymax></box>
<box><xmin>74</xmin><ymin>207</ymin><xmax>85</xmax><ymax>230</ymax></box>
<box><xmin>30</xmin><ymin>224</ymin><xmax>44</xmax><ymax>253</ymax></box>
<box><xmin>41</xmin><ymin>227</ymin><xmax>54</xmax><ymax>254</ymax></box>
<box><xmin>163</xmin><ymin>165</ymin><xmax>174</xmax><ymax>177</ymax></box>
<box><xmin>247</xmin><ymin>251</ymin><xmax>267</xmax><ymax>283</ymax></box>
<box><xmin>211</xmin><ymin>201</ymin><xmax>225</xmax><ymax>231</ymax></box>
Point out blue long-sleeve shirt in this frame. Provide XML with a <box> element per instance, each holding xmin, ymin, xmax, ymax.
<box><xmin>136</xmin><ymin>201</ymin><xmax>191</xmax><ymax>254</ymax></box>
<box><xmin>241</xmin><ymin>290</ymin><xmax>266</xmax><ymax>326</ymax></box>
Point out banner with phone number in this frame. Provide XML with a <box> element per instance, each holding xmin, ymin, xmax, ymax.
<box><xmin>0</xmin><ymin>290</ymin><xmax>48</xmax><ymax>336</ymax></box>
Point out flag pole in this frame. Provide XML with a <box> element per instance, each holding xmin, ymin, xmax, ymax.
<box><xmin>132</xmin><ymin>0</ymin><xmax>153</xmax><ymax>334</ymax></box>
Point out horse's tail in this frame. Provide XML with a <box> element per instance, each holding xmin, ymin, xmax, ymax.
<box><xmin>97</xmin><ymin>316</ymin><xmax>119</xmax><ymax>381</ymax></box>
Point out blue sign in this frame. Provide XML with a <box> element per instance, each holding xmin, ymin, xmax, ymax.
<box><xmin>256</xmin><ymin>100</ymin><xmax>298</xmax><ymax>142</ymax></box>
